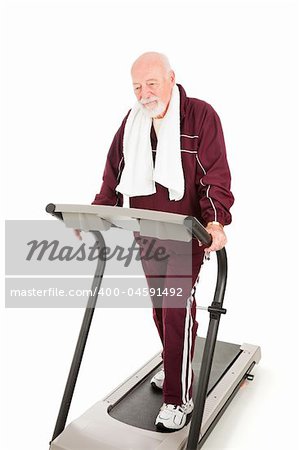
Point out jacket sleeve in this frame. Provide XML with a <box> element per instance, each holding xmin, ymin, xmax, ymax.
<box><xmin>197</xmin><ymin>105</ymin><xmax>234</xmax><ymax>226</ymax></box>
<box><xmin>91</xmin><ymin>116</ymin><xmax>127</xmax><ymax>206</ymax></box>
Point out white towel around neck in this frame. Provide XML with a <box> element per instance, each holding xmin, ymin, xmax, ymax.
<box><xmin>116</xmin><ymin>85</ymin><xmax>184</xmax><ymax>201</ymax></box>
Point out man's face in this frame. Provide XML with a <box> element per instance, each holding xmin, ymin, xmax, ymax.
<box><xmin>131</xmin><ymin>62</ymin><xmax>175</xmax><ymax>118</ymax></box>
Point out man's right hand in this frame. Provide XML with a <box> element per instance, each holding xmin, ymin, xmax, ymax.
<box><xmin>74</xmin><ymin>229</ymin><xmax>82</xmax><ymax>240</ymax></box>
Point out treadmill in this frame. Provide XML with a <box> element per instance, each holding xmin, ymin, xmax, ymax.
<box><xmin>46</xmin><ymin>203</ymin><xmax>261</xmax><ymax>450</ymax></box>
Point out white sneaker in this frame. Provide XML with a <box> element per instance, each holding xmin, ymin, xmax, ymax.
<box><xmin>155</xmin><ymin>399</ymin><xmax>194</xmax><ymax>431</ymax></box>
<box><xmin>150</xmin><ymin>368</ymin><xmax>164</xmax><ymax>390</ymax></box>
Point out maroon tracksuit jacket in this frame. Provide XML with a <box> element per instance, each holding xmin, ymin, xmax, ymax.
<box><xmin>92</xmin><ymin>84</ymin><xmax>234</xmax><ymax>406</ymax></box>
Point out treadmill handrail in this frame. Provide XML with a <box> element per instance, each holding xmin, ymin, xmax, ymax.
<box><xmin>186</xmin><ymin>248</ymin><xmax>227</xmax><ymax>450</ymax></box>
<box><xmin>46</xmin><ymin>207</ymin><xmax>107</xmax><ymax>444</ymax></box>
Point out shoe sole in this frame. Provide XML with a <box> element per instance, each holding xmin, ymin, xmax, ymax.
<box><xmin>155</xmin><ymin>422</ymin><xmax>178</xmax><ymax>433</ymax></box>
<box><xmin>151</xmin><ymin>381</ymin><xmax>163</xmax><ymax>390</ymax></box>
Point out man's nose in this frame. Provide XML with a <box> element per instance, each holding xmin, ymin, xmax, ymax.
<box><xmin>141</xmin><ymin>85</ymin><xmax>152</xmax><ymax>99</ymax></box>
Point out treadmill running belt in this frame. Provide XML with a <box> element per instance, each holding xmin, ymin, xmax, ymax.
<box><xmin>108</xmin><ymin>337</ymin><xmax>241</xmax><ymax>432</ymax></box>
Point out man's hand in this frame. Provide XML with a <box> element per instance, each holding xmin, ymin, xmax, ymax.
<box><xmin>204</xmin><ymin>222</ymin><xmax>227</xmax><ymax>254</ymax></box>
<box><xmin>74</xmin><ymin>229</ymin><xmax>82</xmax><ymax>240</ymax></box>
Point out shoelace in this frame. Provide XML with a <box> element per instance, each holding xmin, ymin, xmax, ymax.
<box><xmin>162</xmin><ymin>403</ymin><xmax>188</xmax><ymax>413</ymax></box>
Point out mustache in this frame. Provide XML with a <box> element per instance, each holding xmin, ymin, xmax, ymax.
<box><xmin>139</xmin><ymin>96</ymin><xmax>159</xmax><ymax>105</ymax></box>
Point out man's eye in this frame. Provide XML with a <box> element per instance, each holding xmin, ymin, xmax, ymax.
<box><xmin>135</xmin><ymin>86</ymin><xmax>141</xmax><ymax>91</ymax></box>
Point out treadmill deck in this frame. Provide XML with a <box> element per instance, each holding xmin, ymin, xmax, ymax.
<box><xmin>109</xmin><ymin>338</ymin><xmax>240</xmax><ymax>431</ymax></box>
<box><xmin>50</xmin><ymin>338</ymin><xmax>261</xmax><ymax>450</ymax></box>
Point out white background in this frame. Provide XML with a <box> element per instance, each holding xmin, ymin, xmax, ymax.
<box><xmin>1</xmin><ymin>0</ymin><xmax>299</xmax><ymax>449</ymax></box>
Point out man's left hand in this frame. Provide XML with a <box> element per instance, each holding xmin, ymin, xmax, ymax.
<box><xmin>204</xmin><ymin>222</ymin><xmax>227</xmax><ymax>253</ymax></box>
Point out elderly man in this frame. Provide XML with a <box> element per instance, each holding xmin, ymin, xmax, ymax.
<box><xmin>90</xmin><ymin>52</ymin><xmax>234</xmax><ymax>431</ymax></box>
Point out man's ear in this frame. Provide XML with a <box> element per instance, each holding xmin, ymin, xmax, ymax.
<box><xmin>169</xmin><ymin>70</ymin><xmax>176</xmax><ymax>85</ymax></box>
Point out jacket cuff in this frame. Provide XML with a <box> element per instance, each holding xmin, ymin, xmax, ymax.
<box><xmin>202</xmin><ymin>210</ymin><xmax>231</xmax><ymax>227</ymax></box>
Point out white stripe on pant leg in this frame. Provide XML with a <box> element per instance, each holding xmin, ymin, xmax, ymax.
<box><xmin>181</xmin><ymin>284</ymin><xmax>196</xmax><ymax>405</ymax></box>
<box><xmin>186</xmin><ymin>294</ymin><xmax>195</xmax><ymax>403</ymax></box>
<box><xmin>185</xmin><ymin>281</ymin><xmax>199</xmax><ymax>403</ymax></box>
<box><xmin>181</xmin><ymin>301</ymin><xmax>191</xmax><ymax>405</ymax></box>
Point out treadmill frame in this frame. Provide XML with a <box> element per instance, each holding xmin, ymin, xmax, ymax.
<box><xmin>46</xmin><ymin>204</ymin><xmax>260</xmax><ymax>450</ymax></box>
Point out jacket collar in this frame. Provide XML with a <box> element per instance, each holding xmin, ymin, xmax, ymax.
<box><xmin>177</xmin><ymin>83</ymin><xmax>187</xmax><ymax>120</ymax></box>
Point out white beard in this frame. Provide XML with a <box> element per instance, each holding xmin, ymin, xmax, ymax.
<box><xmin>139</xmin><ymin>97</ymin><xmax>166</xmax><ymax>118</ymax></box>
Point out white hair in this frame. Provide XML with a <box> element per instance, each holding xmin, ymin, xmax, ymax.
<box><xmin>131</xmin><ymin>52</ymin><xmax>173</xmax><ymax>75</ymax></box>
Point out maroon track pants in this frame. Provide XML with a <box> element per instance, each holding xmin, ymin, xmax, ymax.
<box><xmin>139</xmin><ymin>238</ymin><xmax>204</xmax><ymax>405</ymax></box>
